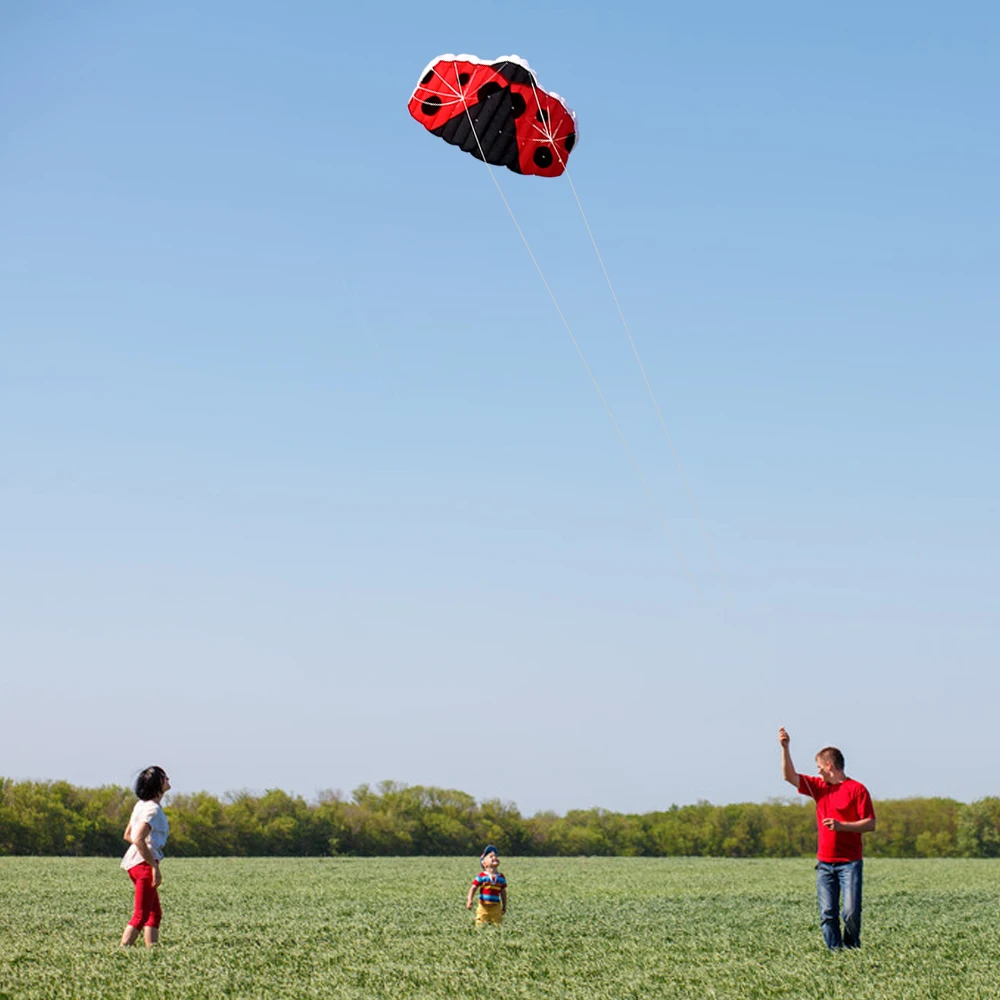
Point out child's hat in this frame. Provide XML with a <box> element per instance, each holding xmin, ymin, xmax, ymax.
<box><xmin>480</xmin><ymin>844</ymin><xmax>499</xmax><ymax>859</ymax></box>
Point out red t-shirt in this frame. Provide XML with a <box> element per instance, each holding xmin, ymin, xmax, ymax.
<box><xmin>798</xmin><ymin>774</ymin><xmax>875</xmax><ymax>862</ymax></box>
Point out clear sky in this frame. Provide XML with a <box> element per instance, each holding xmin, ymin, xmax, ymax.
<box><xmin>2</xmin><ymin>1</ymin><xmax>997</xmax><ymax>815</ymax></box>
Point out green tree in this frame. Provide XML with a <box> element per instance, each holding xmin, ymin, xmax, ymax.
<box><xmin>957</xmin><ymin>798</ymin><xmax>1000</xmax><ymax>857</ymax></box>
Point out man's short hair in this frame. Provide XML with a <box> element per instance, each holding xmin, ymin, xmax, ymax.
<box><xmin>816</xmin><ymin>746</ymin><xmax>845</xmax><ymax>770</ymax></box>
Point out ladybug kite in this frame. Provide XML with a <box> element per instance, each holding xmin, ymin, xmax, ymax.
<box><xmin>408</xmin><ymin>54</ymin><xmax>577</xmax><ymax>177</ymax></box>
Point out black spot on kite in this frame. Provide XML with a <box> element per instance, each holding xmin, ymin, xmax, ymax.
<box><xmin>533</xmin><ymin>147</ymin><xmax>554</xmax><ymax>169</ymax></box>
<box><xmin>536</xmin><ymin>108</ymin><xmax>550</xmax><ymax>123</ymax></box>
<box><xmin>510</xmin><ymin>92</ymin><xmax>527</xmax><ymax>118</ymax></box>
<box><xmin>458</xmin><ymin>73</ymin><xmax>470</xmax><ymax>86</ymax></box>
<box><xmin>421</xmin><ymin>69</ymin><xmax>434</xmax><ymax>85</ymax></box>
<box><xmin>564</xmin><ymin>133</ymin><xmax>576</xmax><ymax>152</ymax></box>
<box><xmin>421</xmin><ymin>95</ymin><xmax>442</xmax><ymax>116</ymax></box>
<box><xmin>477</xmin><ymin>81</ymin><xmax>503</xmax><ymax>103</ymax></box>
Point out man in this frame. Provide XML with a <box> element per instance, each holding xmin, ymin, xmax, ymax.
<box><xmin>779</xmin><ymin>727</ymin><xmax>876</xmax><ymax>950</ymax></box>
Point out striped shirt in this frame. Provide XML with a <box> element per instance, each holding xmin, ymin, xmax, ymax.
<box><xmin>472</xmin><ymin>871</ymin><xmax>507</xmax><ymax>904</ymax></box>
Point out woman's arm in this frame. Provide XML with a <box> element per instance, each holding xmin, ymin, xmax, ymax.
<box><xmin>131</xmin><ymin>821</ymin><xmax>162</xmax><ymax>886</ymax></box>
<box><xmin>130</xmin><ymin>822</ymin><xmax>157</xmax><ymax>864</ymax></box>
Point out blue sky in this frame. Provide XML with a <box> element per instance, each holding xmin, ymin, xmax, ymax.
<box><xmin>2</xmin><ymin>1</ymin><xmax>997</xmax><ymax>814</ymax></box>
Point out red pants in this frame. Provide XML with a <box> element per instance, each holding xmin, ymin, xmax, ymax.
<box><xmin>127</xmin><ymin>863</ymin><xmax>162</xmax><ymax>928</ymax></box>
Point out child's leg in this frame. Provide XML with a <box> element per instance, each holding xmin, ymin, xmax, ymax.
<box><xmin>475</xmin><ymin>902</ymin><xmax>503</xmax><ymax>926</ymax></box>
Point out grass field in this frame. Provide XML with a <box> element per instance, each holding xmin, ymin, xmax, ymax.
<box><xmin>1</xmin><ymin>856</ymin><xmax>997</xmax><ymax>999</ymax></box>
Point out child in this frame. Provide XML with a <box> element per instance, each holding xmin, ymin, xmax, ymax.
<box><xmin>466</xmin><ymin>844</ymin><xmax>507</xmax><ymax>926</ymax></box>
<box><xmin>119</xmin><ymin>765</ymin><xmax>171</xmax><ymax>948</ymax></box>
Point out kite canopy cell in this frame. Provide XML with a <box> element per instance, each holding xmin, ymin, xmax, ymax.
<box><xmin>408</xmin><ymin>54</ymin><xmax>577</xmax><ymax>177</ymax></box>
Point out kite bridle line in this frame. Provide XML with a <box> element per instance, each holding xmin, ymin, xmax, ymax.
<box><xmin>526</xmin><ymin>76</ymin><xmax>730</xmax><ymax>598</ymax></box>
<box><xmin>440</xmin><ymin>60</ymin><xmax>700</xmax><ymax>595</ymax></box>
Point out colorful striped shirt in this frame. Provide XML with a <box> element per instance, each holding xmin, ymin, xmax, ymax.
<box><xmin>472</xmin><ymin>871</ymin><xmax>507</xmax><ymax>904</ymax></box>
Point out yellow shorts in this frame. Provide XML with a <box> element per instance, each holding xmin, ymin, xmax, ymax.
<box><xmin>475</xmin><ymin>902</ymin><xmax>504</xmax><ymax>926</ymax></box>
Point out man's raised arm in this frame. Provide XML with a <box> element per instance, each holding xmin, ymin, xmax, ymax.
<box><xmin>779</xmin><ymin>727</ymin><xmax>799</xmax><ymax>788</ymax></box>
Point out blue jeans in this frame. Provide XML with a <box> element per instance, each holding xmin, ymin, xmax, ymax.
<box><xmin>816</xmin><ymin>860</ymin><xmax>863</xmax><ymax>949</ymax></box>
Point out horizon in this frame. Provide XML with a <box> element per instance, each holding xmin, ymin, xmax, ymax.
<box><xmin>2</xmin><ymin>772</ymin><xmax>985</xmax><ymax>814</ymax></box>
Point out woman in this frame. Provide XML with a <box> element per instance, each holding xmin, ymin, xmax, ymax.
<box><xmin>119</xmin><ymin>765</ymin><xmax>171</xmax><ymax>947</ymax></box>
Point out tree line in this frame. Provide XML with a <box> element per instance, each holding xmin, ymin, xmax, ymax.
<box><xmin>2</xmin><ymin>777</ymin><xmax>998</xmax><ymax>858</ymax></box>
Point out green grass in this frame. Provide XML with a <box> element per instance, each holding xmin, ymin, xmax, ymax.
<box><xmin>1</xmin><ymin>857</ymin><xmax>997</xmax><ymax>999</ymax></box>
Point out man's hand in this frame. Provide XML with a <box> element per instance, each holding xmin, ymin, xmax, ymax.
<box><xmin>821</xmin><ymin>818</ymin><xmax>841</xmax><ymax>832</ymax></box>
<box><xmin>778</xmin><ymin>727</ymin><xmax>790</xmax><ymax>747</ymax></box>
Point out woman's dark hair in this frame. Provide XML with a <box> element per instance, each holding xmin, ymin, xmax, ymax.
<box><xmin>135</xmin><ymin>766</ymin><xmax>168</xmax><ymax>801</ymax></box>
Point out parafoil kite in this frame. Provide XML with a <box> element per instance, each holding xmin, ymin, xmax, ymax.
<box><xmin>408</xmin><ymin>54</ymin><xmax>577</xmax><ymax>177</ymax></box>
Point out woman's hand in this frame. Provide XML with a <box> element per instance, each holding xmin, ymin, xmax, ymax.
<box><xmin>151</xmin><ymin>862</ymin><xmax>162</xmax><ymax>888</ymax></box>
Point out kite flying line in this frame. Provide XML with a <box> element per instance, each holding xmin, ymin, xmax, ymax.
<box><xmin>564</xmin><ymin>175</ymin><xmax>730</xmax><ymax>596</ymax></box>
<box><xmin>437</xmin><ymin>59</ymin><xmax>700</xmax><ymax>594</ymax></box>
<box><xmin>407</xmin><ymin>54</ymin><xmax>735</xmax><ymax>594</ymax></box>
<box><xmin>522</xmin><ymin>74</ymin><xmax>730</xmax><ymax>596</ymax></box>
